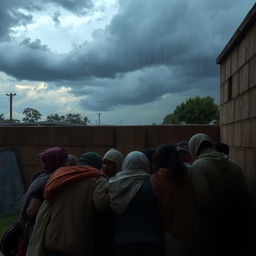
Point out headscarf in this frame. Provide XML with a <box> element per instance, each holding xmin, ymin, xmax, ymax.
<box><xmin>39</xmin><ymin>146</ymin><xmax>68</xmax><ymax>173</ymax></box>
<box><xmin>108</xmin><ymin>151</ymin><xmax>150</xmax><ymax>214</ymax></box>
<box><xmin>188</xmin><ymin>133</ymin><xmax>212</xmax><ymax>160</ymax></box>
<box><xmin>67</xmin><ymin>154</ymin><xmax>78</xmax><ymax>166</ymax></box>
<box><xmin>103</xmin><ymin>148</ymin><xmax>123</xmax><ymax>172</ymax></box>
<box><xmin>20</xmin><ymin>146</ymin><xmax>67</xmax><ymax>225</ymax></box>
<box><xmin>77</xmin><ymin>152</ymin><xmax>102</xmax><ymax>169</ymax></box>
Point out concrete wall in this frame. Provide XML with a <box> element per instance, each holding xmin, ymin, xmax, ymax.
<box><xmin>0</xmin><ymin>125</ymin><xmax>219</xmax><ymax>187</ymax></box>
<box><xmin>219</xmin><ymin>22</ymin><xmax>256</xmax><ymax>193</ymax></box>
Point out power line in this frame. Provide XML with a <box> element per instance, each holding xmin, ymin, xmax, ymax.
<box><xmin>6</xmin><ymin>93</ymin><xmax>16</xmax><ymax>120</ymax></box>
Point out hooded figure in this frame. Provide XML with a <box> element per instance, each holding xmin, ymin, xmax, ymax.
<box><xmin>188</xmin><ymin>133</ymin><xmax>252</xmax><ymax>256</ymax></box>
<box><xmin>102</xmin><ymin>148</ymin><xmax>123</xmax><ymax>178</ymax></box>
<box><xmin>27</xmin><ymin>152</ymin><xmax>109</xmax><ymax>256</ymax></box>
<box><xmin>108</xmin><ymin>151</ymin><xmax>150</xmax><ymax>214</ymax></box>
<box><xmin>20</xmin><ymin>146</ymin><xmax>68</xmax><ymax>252</ymax></box>
<box><xmin>108</xmin><ymin>151</ymin><xmax>164</xmax><ymax>256</ymax></box>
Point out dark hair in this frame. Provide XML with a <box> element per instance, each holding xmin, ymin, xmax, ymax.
<box><xmin>175</xmin><ymin>141</ymin><xmax>188</xmax><ymax>147</ymax></box>
<box><xmin>143</xmin><ymin>147</ymin><xmax>156</xmax><ymax>164</ymax></box>
<box><xmin>153</xmin><ymin>144</ymin><xmax>187</xmax><ymax>181</ymax></box>
<box><xmin>198</xmin><ymin>141</ymin><xmax>213</xmax><ymax>155</ymax></box>
<box><xmin>214</xmin><ymin>142</ymin><xmax>230</xmax><ymax>155</ymax></box>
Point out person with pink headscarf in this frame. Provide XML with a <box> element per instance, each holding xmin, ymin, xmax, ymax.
<box><xmin>19</xmin><ymin>146</ymin><xmax>68</xmax><ymax>254</ymax></box>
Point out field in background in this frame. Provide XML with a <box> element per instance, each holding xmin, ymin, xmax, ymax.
<box><xmin>0</xmin><ymin>214</ymin><xmax>19</xmax><ymax>237</ymax></box>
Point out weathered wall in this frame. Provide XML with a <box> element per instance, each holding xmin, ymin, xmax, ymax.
<box><xmin>0</xmin><ymin>125</ymin><xmax>219</xmax><ymax>187</ymax></box>
<box><xmin>219</xmin><ymin>22</ymin><xmax>256</xmax><ymax>194</ymax></box>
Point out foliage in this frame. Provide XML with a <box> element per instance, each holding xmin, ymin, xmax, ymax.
<box><xmin>46</xmin><ymin>113</ymin><xmax>90</xmax><ymax>125</ymax></box>
<box><xmin>163</xmin><ymin>96</ymin><xmax>219</xmax><ymax>124</ymax></box>
<box><xmin>46</xmin><ymin>114</ymin><xmax>65</xmax><ymax>122</ymax></box>
<box><xmin>0</xmin><ymin>214</ymin><xmax>19</xmax><ymax>237</ymax></box>
<box><xmin>0</xmin><ymin>113</ymin><xmax>5</xmax><ymax>121</ymax></box>
<box><xmin>23</xmin><ymin>108</ymin><xmax>42</xmax><ymax>122</ymax></box>
<box><xmin>0</xmin><ymin>114</ymin><xmax>20</xmax><ymax>123</ymax></box>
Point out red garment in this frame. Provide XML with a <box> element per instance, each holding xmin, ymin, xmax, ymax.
<box><xmin>151</xmin><ymin>168</ymin><xmax>199</xmax><ymax>239</ymax></box>
<box><xmin>17</xmin><ymin>238</ymin><xmax>25</xmax><ymax>256</ymax></box>
<box><xmin>44</xmin><ymin>165</ymin><xmax>106</xmax><ymax>199</ymax></box>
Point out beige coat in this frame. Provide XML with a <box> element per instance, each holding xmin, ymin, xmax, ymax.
<box><xmin>27</xmin><ymin>176</ymin><xmax>109</xmax><ymax>256</ymax></box>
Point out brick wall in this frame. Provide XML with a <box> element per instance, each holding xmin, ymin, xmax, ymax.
<box><xmin>0</xmin><ymin>125</ymin><xmax>219</xmax><ymax>187</ymax></box>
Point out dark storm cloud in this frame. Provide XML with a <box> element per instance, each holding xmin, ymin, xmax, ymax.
<box><xmin>0</xmin><ymin>1</ymin><xmax>33</xmax><ymax>39</ymax></box>
<box><xmin>0</xmin><ymin>0</ymin><xmax>222</xmax><ymax>80</ymax></box>
<box><xmin>77</xmin><ymin>66</ymin><xmax>218</xmax><ymax>111</ymax></box>
<box><xmin>0</xmin><ymin>0</ymin><xmax>254</xmax><ymax>110</ymax></box>
<box><xmin>20</xmin><ymin>38</ymin><xmax>49</xmax><ymax>51</ymax></box>
<box><xmin>0</xmin><ymin>0</ymin><xmax>93</xmax><ymax>39</ymax></box>
<box><xmin>44</xmin><ymin>0</ymin><xmax>93</xmax><ymax>15</ymax></box>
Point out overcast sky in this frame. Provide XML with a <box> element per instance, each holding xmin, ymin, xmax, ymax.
<box><xmin>0</xmin><ymin>0</ymin><xmax>255</xmax><ymax>125</ymax></box>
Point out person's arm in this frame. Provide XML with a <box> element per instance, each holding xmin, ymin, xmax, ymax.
<box><xmin>26</xmin><ymin>198</ymin><xmax>42</xmax><ymax>218</ymax></box>
<box><xmin>191</xmin><ymin>165</ymin><xmax>210</xmax><ymax>208</ymax></box>
<box><xmin>92</xmin><ymin>176</ymin><xmax>110</xmax><ymax>213</ymax></box>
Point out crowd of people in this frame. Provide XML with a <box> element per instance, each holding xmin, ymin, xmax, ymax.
<box><xmin>18</xmin><ymin>133</ymin><xmax>254</xmax><ymax>256</ymax></box>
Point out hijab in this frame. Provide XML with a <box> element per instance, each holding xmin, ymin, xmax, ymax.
<box><xmin>77</xmin><ymin>152</ymin><xmax>102</xmax><ymax>170</ymax></box>
<box><xmin>103</xmin><ymin>148</ymin><xmax>123</xmax><ymax>172</ymax></box>
<box><xmin>108</xmin><ymin>151</ymin><xmax>150</xmax><ymax>214</ymax></box>
<box><xmin>39</xmin><ymin>146</ymin><xmax>68</xmax><ymax>173</ymax></box>
<box><xmin>188</xmin><ymin>133</ymin><xmax>212</xmax><ymax>160</ymax></box>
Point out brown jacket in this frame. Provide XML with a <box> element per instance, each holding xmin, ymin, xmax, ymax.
<box><xmin>27</xmin><ymin>176</ymin><xmax>109</xmax><ymax>256</ymax></box>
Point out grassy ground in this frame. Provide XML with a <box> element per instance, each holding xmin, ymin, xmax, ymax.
<box><xmin>0</xmin><ymin>214</ymin><xmax>19</xmax><ymax>238</ymax></box>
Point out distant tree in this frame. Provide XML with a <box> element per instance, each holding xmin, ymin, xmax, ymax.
<box><xmin>163</xmin><ymin>96</ymin><xmax>219</xmax><ymax>124</ymax></box>
<box><xmin>65</xmin><ymin>113</ymin><xmax>85</xmax><ymax>125</ymax></box>
<box><xmin>0</xmin><ymin>113</ymin><xmax>5</xmax><ymax>122</ymax></box>
<box><xmin>6</xmin><ymin>119</ymin><xmax>20</xmax><ymax>123</ymax></box>
<box><xmin>83</xmin><ymin>116</ymin><xmax>91</xmax><ymax>125</ymax></box>
<box><xmin>46</xmin><ymin>113</ymin><xmax>90</xmax><ymax>125</ymax></box>
<box><xmin>47</xmin><ymin>114</ymin><xmax>66</xmax><ymax>122</ymax></box>
<box><xmin>23</xmin><ymin>107</ymin><xmax>42</xmax><ymax>122</ymax></box>
<box><xmin>0</xmin><ymin>113</ymin><xmax>20</xmax><ymax>123</ymax></box>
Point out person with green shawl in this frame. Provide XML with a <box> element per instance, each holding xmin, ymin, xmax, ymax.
<box><xmin>26</xmin><ymin>152</ymin><xmax>109</xmax><ymax>256</ymax></box>
<box><xmin>188</xmin><ymin>133</ymin><xmax>252</xmax><ymax>256</ymax></box>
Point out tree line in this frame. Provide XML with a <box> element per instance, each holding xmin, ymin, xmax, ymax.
<box><xmin>0</xmin><ymin>108</ymin><xmax>90</xmax><ymax>125</ymax></box>
<box><xmin>0</xmin><ymin>96</ymin><xmax>219</xmax><ymax>125</ymax></box>
<box><xmin>162</xmin><ymin>96</ymin><xmax>219</xmax><ymax>125</ymax></box>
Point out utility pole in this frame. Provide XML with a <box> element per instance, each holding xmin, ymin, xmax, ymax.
<box><xmin>97</xmin><ymin>113</ymin><xmax>101</xmax><ymax>126</ymax></box>
<box><xmin>6</xmin><ymin>93</ymin><xmax>16</xmax><ymax>121</ymax></box>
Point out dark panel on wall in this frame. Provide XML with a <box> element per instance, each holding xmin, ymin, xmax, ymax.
<box><xmin>0</xmin><ymin>148</ymin><xmax>25</xmax><ymax>217</ymax></box>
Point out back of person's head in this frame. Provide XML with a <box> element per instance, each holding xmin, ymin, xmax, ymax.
<box><xmin>214</xmin><ymin>142</ymin><xmax>230</xmax><ymax>156</ymax></box>
<box><xmin>77</xmin><ymin>152</ymin><xmax>102</xmax><ymax>170</ymax></box>
<box><xmin>176</xmin><ymin>141</ymin><xmax>189</xmax><ymax>149</ymax></box>
<box><xmin>188</xmin><ymin>133</ymin><xmax>213</xmax><ymax>159</ymax></box>
<box><xmin>67</xmin><ymin>154</ymin><xmax>78</xmax><ymax>166</ymax></box>
<box><xmin>122</xmin><ymin>151</ymin><xmax>150</xmax><ymax>173</ymax></box>
<box><xmin>143</xmin><ymin>147</ymin><xmax>156</xmax><ymax>165</ymax></box>
<box><xmin>39</xmin><ymin>146</ymin><xmax>68</xmax><ymax>173</ymax></box>
<box><xmin>102</xmin><ymin>148</ymin><xmax>123</xmax><ymax>177</ymax></box>
<box><xmin>154</xmin><ymin>144</ymin><xmax>186</xmax><ymax>180</ymax></box>
<box><xmin>143</xmin><ymin>147</ymin><xmax>156</xmax><ymax>174</ymax></box>
<box><xmin>175</xmin><ymin>141</ymin><xmax>192</xmax><ymax>163</ymax></box>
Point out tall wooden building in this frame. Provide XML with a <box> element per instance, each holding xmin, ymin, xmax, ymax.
<box><xmin>216</xmin><ymin>3</ymin><xmax>256</xmax><ymax>194</ymax></box>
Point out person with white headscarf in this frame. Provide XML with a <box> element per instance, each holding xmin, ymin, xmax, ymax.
<box><xmin>188</xmin><ymin>133</ymin><xmax>252</xmax><ymax>256</ymax></box>
<box><xmin>108</xmin><ymin>151</ymin><xmax>164</xmax><ymax>256</ymax></box>
<box><xmin>93</xmin><ymin>148</ymin><xmax>123</xmax><ymax>256</ymax></box>
<box><xmin>102</xmin><ymin>148</ymin><xmax>123</xmax><ymax>178</ymax></box>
